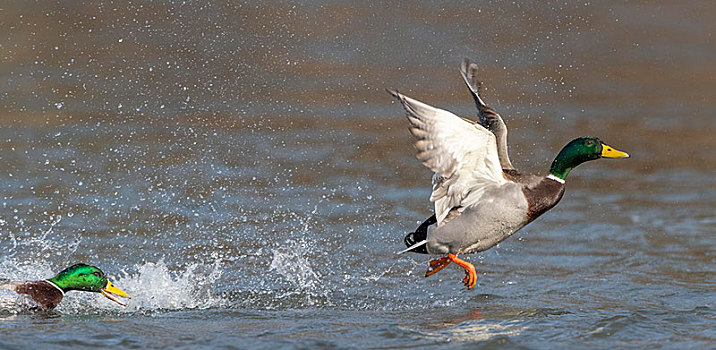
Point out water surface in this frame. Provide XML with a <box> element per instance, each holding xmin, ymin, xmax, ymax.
<box><xmin>1</xmin><ymin>1</ymin><xmax>714</xmax><ymax>348</ymax></box>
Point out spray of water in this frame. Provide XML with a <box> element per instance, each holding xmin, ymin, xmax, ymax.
<box><xmin>269</xmin><ymin>239</ymin><xmax>329</xmax><ymax>304</ymax></box>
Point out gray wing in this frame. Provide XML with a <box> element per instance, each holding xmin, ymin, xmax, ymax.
<box><xmin>459</xmin><ymin>58</ymin><xmax>515</xmax><ymax>171</ymax></box>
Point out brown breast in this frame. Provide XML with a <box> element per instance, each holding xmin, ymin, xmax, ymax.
<box><xmin>14</xmin><ymin>280</ymin><xmax>64</xmax><ymax>311</ymax></box>
<box><xmin>522</xmin><ymin>177</ymin><xmax>566</xmax><ymax>222</ymax></box>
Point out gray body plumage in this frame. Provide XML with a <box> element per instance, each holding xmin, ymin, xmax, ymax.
<box><xmin>425</xmin><ymin>181</ymin><xmax>530</xmax><ymax>254</ymax></box>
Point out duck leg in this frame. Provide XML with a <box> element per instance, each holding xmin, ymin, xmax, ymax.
<box><xmin>448</xmin><ymin>253</ymin><xmax>477</xmax><ymax>289</ymax></box>
<box><xmin>425</xmin><ymin>256</ymin><xmax>451</xmax><ymax>277</ymax></box>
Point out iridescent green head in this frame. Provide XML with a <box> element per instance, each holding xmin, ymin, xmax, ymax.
<box><xmin>549</xmin><ymin>137</ymin><xmax>629</xmax><ymax>180</ymax></box>
<box><xmin>47</xmin><ymin>263</ymin><xmax>130</xmax><ymax>306</ymax></box>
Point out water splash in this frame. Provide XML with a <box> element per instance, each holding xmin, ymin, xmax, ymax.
<box><xmin>268</xmin><ymin>239</ymin><xmax>330</xmax><ymax>305</ymax></box>
<box><xmin>0</xmin><ymin>258</ymin><xmax>227</xmax><ymax>315</ymax></box>
<box><xmin>112</xmin><ymin>259</ymin><xmax>226</xmax><ymax>312</ymax></box>
<box><xmin>4</xmin><ymin>215</ymin><xmax>81</xmax><ymax>261</ymax></box>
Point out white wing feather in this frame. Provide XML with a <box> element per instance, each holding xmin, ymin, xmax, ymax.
<box><xmin>390</xmin><ymin>90</ymin><xmax>507</xmax><ymax>226</ymax></box>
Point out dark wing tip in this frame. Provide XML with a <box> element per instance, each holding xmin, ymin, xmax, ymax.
<box><xmin>459</xmin><ymin>58</ymin><xmax>487</xmax><ymax>108</ymax></box>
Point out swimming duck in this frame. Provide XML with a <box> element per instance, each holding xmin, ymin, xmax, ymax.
<box><xmin>388</xmin><ymin>58</ymin><xmax>629</xmax><ymax>290</ymax></box>
<box><xmin>0</xmin><ymin>263</ymin><xmax>130</xmax><ymax>311</ymax></box>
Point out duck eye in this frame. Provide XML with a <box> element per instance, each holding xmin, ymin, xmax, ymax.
<box><xmin>92</xmin><ymin>272</ymin><xmax>102</xmax><ymax>277</ymax></box>
<box><xmin>585</xmin><ymin>140</ymin><xmax>594</xmax><ymax>146</ymax></box>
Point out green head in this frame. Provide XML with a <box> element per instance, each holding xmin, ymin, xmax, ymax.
<box><xmin>549</xmin><ymin>137</ymin><xmax>629</xmax><ymax>180</ymax></box>
<box><xmin>47</xmin><ymin>263</ymin><xmax>130</xmax><ymax>306</ymax></box>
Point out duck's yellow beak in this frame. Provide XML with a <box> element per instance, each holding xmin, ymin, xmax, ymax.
<box><xmin>601</xmin><ymin>143</ymin><xmax>630</xmax><ymax>159</ymax></box>
<box><xmin>100</xmin><ymin>280</ymin><xmax>131</xmax><ymax>306</ymax></box>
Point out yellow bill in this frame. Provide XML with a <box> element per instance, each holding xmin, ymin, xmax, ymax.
<box><xmin>601</xmin><ymin>143</ymin><xmax>630</xmax><ymax>158</ymax></box>
<box><xmin>100</xmin><ymin>280</ymin><xmax>131</xmax><ymax>306</ymax></box>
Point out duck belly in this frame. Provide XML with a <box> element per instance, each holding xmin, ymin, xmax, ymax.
<box><xmin>425</xmin><ymin>183</ymin><xmax>529</xmax><ymax>254</ymax></box>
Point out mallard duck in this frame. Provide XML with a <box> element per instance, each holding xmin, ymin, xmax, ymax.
<box><xmin>388</xmin><ymin>58</ymin><xmax>629</xmax><ymax>290</ymax></box>
<box><xmin>0</xmin><ymin>263</ymin><xmax>130</xmax><ymax>311</ymax></box>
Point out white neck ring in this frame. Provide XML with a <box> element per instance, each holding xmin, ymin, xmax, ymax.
<box><xmin>45</xmin><ymin>280</ymin><xmax>66</xmax><ymax>296</ymax></box>
<box><xmin>547</xmin><ymin>174</ymin><xmax>566</xmax><ymax>184</ymax></box>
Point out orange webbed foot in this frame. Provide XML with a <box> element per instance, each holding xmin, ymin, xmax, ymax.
<box><xmin>449</xmin><ymin>253</ymin><xmax>477</xmax><ymax>290</ymax></box>
<box><xmin>425</xmin><ymin>256</ymin><xmax>451</xmax><ymax>277</ymax></box>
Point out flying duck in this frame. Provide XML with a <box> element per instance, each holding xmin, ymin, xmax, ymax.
<box><xmin>388</xmin><ymin>58</ymin><xmax>629</xmax><ymax>289</ymax></box>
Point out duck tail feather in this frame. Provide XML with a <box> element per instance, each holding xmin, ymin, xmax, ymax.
<box><xmin>397</xmin><ymin>239</ymin><xmax>428</xmax><ymax>255</ymax></box>
<box><xmin>399</xmin><ymin>214</ymin><xmax>436</xmax><ymax>254</ymax></box>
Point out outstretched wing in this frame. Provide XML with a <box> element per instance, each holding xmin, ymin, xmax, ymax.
<box><xmin>388</xmin><ymin>89</ymin><xmax>507</xmax><ymax>226</ymax></box>
<box><xmin>459</xmin><ymin>58</ymin><xmax>515</xmax><ymax>170</ymax></box>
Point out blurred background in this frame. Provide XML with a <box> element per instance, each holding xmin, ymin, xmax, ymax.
<box><xmin>0</xmin><ymin>1</ymin><xmax>714</xmax><ymax>348</ymax></box>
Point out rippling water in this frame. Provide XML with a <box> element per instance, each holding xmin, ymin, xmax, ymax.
<box><xmin>1</xmin><ymin>1</ymin><xmax>714</xmax><ymax>348</ymax></box>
